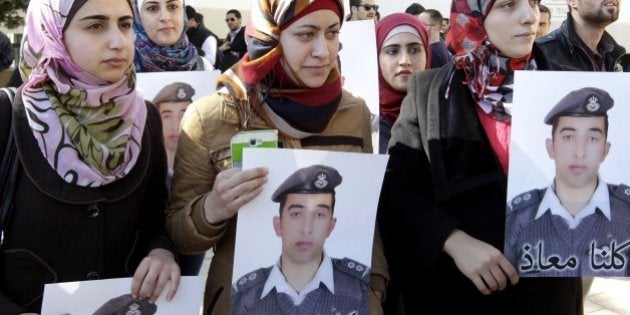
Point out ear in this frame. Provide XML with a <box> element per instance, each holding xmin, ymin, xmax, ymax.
<box><xmin>327</xmin><ymin>217</ymin><xmax>337</xmax><ymax>236</ymax></box>
<box><xmin>566</xmin><ymin>0</ymin><xmax>578</xmax><ymax>11</ymax></box>
<box><xmin>546</xmin><ymin>138</ymin><xmax>555</xmax><ymax>159</ymax></box>
<box><xmin>273</xmin><ymin>216</ymin><xmax>282</xmax><ymax>237</ymax></box>
<box><xmin>602</xmin><ymin>142</ymin><xmax>611</xmax><ymax>161</ymax></box>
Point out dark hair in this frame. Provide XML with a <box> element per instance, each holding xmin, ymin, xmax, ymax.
<box><xmin>349</xmin><ymin>0</ymin><xmax>361</xmax><ymax>7</ymax></box>
<box><xmin>185</xmin><ymin>5</ymin><xmax>197</xmax><ymax>19</ymax></box>
<box><xmin>278</xmin><ymin>193</ymin><xmax>337</xmax><ymax>216</ymax></box>
<box><xmin>405</xmin><ymin>3</ymin><xmax>426</xmax><ymax>15</ymax></box>
<box><xmin>192</xmin><ymin>12</ymin><xmax>204</xmax><ymax>24</ymax></box>
<box><xmin>423</xmin><ymin>8</ymin><xmax>443</xmax><ymax>23</ymax></box>
<box><xmin>551</xmin><ymin>116</ymin><xmax>609</xmax><ymax>138</ymax></box>
<box><xmin>539</xmin><ymin>4</ymin><xmax>551</xmax><ymax>21</ymax></box>
<box><xmin>226</xmin><ymin>9</ymin><xmax>242</xmax><ymax>19</ymax></box>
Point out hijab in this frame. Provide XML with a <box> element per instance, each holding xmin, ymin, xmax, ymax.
<box><xmin>447</xmin><ymin>0</ymin><xmax>537</xmax><ymax>121</ymax></box>
<box><xmin>376</xmin><ymin>13</ymin><xmax>430</xmax><ymax>126</ymax></box>
<box><xmin>217</xmin><ymin>0</ymin><xmax>344</xmax><ymax>137</ymax></box>
<box><xmin>133</xmin><ymin>0</ymin><xmax>199</xmax><ymax>72</ymax></box>
<box><xmin>20</xmin><ymin>0</ymin><xmax>147</xmax><ymax>187</ymax></box>
<box><xmin>447</xmin><ymin>0</ymin><xmax>538</xmax><ymax>173</ymax></box>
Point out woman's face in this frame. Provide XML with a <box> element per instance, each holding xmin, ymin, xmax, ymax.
<box><xmin>139</xmin><ymin>0</ymin><xmax>184</xmax><ymax>46</ymax></box>
<box><xmin>484</xmin><ymin>0</ymin><xmax>540</xmax><ymax>58</ymax></box>
<box><xmin>64</xmin><ymin>0</ymin><xmax>135</xmax><ymax>82</ymax></box>
<box><xmin>379</xmin><ymin>32</ymin><xmax>426</xmax><ymax>91</ymax></box>
<box><xmin>279</xmin><ymin>10</ymin><xmax>341</xmax><ymax>88</ymax></box>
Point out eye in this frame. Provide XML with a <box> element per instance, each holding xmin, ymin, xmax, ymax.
<box><xmin>168</xmin><ymin>3</ymin><xmax>179</xmax><ymax>10</ymax></box>
<box><xmin>87</xmin><ymin>23</ymin><xmax>104</xmax><ymax>31</ymax></box>
<box><xmin>144</xmin><ymin>5</ymin><xmax>159</xmax><ymax>13</ymax></box>
<box><xmin>325</xmin><ymin>30</ymin><xmax>340</xmax><ymax>40</ymax></box>
<box><xmin>409</xmin><ymin>45</ymin><xmax>423</xmax><ymax>54</ymax></box>
<box><xmin>384</xmin><ymin>47</ymin><xmax>400</xmax><ymax>56</ymax></box>
<box><xmin>589</xmin><ymin>136</ymin><xmax>600</xmax><ymax>142</ymax></box>
<box><xmin>290</xmin><ymin>212</ymin><xmax>301</xmax><ymax>218</ymax></box>
<box><xmin>496</xmin><ymin>0</ymin><xmax>515</xmax><ymax>9</ymax></box>
<box><xmin>120</xmin><ymin>21</ymin><xmax>133</xmax><ymax>30</ymax></box>
<box><xmin>297</xmin><ymin>32</ymin><xmax>314</xmax><ymax>40</ymax></box>
<box><xmin>530</xmin><ymin>0</ymin><xmax>541</xmax><ymax>7</ymax></box>
<box><xmin>562</xmin><ymin>134</ymin><xmax>573</xmax><ymax>141</ymax></box>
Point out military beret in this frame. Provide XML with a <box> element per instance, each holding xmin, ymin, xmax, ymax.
<box><xmin>92</xmin><ymin>294</ymin><xmax>157</xmax><ymax>315</ymax></box>
<box><xmin>152</xmin><ymin>82</ymin><xmax>195</xmax><ymax>106</ymax></box>
<box><xmin>544</xmin><ymin>87</ymin><xmax>614</xmax><ymax>124</ymax></box>
<box><xmin>271</xmin><ymin>164</ymin><xmax>342</xmax><ymax>202</ymax></box>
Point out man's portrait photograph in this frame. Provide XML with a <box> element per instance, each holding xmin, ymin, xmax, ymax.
<box><xmin>231</xmin><ymin>148</ymin><xmax>388</xmax><ymax>314</ymax></box>
<box><xmin>505</xmin><ymin>71</ymin><xmax>630</xmax><ymax>278</ymax></box>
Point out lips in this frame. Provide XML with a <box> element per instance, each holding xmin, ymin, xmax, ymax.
<box><xmin>104</xmin><ymin>58</ymin><xmax>127</xmax><ymax>68</ymax></box>
<box><xmin>396</xmin><ymin>70</ymin><xmax>412</xmax><ymax>77</ymax></box>
<box><xmin>514</xmin><ymin>31</ymin><xmax>535</xmax><ymax>38</ymax></box>
<box><xmin>569</xmin><ymin>165</ymin><xmax>587</xmax><ymax>175</ymax></box>
<box><xmin>295</xmin><ymin>241</ymin><xmax>313</xmax><ymax>250</ymax></box>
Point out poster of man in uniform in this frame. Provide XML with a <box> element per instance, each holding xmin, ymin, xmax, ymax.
<box><xmin>40</xmin><ymin>276</ymin><xmax>204</xmax><ymax>314</ymax></box>
<box><xmin>231</xmin><ymin>149</ymin><xmax>388</xmax><ymax>314</ymax></box>
<box><xmin>505</xmin><ymin>71</ymin><xmax>630</xmax><ymax>277</ymax></box>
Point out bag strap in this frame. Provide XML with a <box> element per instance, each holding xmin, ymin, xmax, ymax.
<box><xmin>0</xmin><ymin>87</ymin><xmax>19</xmax><ymax>242</ymax></box>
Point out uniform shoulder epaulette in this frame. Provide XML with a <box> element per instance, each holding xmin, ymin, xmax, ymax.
<box><xmin>508</xmin><ymin>189</ymin><xmax>543</xmax><ymax>213</ymax></box>
<box><xmin>610</xmin><ymin>183</ymin><xmax>630</xmax><ymax>204</ymax></box>
<box><xmin>233</xmin><ymin>267</ymin><xmax>271</xmax><ymax>293</ymax></box>
<box><xmin>333</xmin><ymin>257</ymin><xmax>370</xmax><ymax>283</ymax></box>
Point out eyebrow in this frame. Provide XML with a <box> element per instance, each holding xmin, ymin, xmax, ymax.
<box><xmin>559</xmin><ymin>127</ymin><xmax>604</xmax><ymax>134</ymax></box>
<box><xmin>287</xmin><ymin>204</ymin><xmax>331</xmax><ymax>210</ymax></box>
<box><xmin>294</xmin><ymin>22</ymin><xmax>340</xmax><ymax>31</ymax></box>
<box><xmin>78</xmin><ymin>15</ymin><xmax>133</xmax><ymax>22</ymax></box>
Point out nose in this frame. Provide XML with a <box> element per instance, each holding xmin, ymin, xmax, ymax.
<box><xmin>399</xmin><ymin>50</ymin><xmax>412</xmax><ymax>66</ymax></box>
<box><xmin>159</xmin><ymin>7</ymin><xmax>170</xmax><ymax>21</ymax></box>
<box><xmin>575</xmin><ymin>139</ymin><xmax>587</xmax><ymax>158</ymax></box>
<box><xmin>312</xmin><ymin>34</ymin><xmax>330</xmax><ymax>59</ymax></box>
<box><xmin>301</xmin><ymin>213</ymin><xmax>314</xmax><ymax>235</ymax></box>
<box><xmin>520</xmin><ymin>1</ymin><xmax>537</xmax><ymax>25</ymax></box>
<box><xmin>108</xmin><ymin>28</ymin><xmax>125</xmax><ymax>50</ymax></box>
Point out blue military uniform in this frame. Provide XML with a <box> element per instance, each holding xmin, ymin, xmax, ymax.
<box><xmin>505</xmin><ymin>183</ymin><xmax>630</xmax><ymax>277</ymax></box>
<box><xmin>504</xmin><ymin>86</ymin><xmax>630</xmax><ymax>277</ymax></box>
<box><xmin>231</xmin><ymin>256</ymin><xmax>369</xmax><ymax>314</ymax></box>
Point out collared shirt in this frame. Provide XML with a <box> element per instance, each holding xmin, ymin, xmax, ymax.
<box><xmin>535</xmin><ymin>178</ymin><xmax>611</xmax><ymax>229</ymax></box>
<box><xmin>228</xmin><ymin>26</ymin><xmax>243</xmax><ymax>43</ymax></box>
<box><xmin>260</xmin><ymin>254</ymin><xmax>335</xmax><ymax>305</ymax></box>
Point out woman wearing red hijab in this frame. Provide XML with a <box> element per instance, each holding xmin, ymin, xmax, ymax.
<box><xmin>166</xmin><ymin>0</ymin><xmax>387</xmax><ymax>313</ymax></box>
<box><xmin>376</xmin><ymin>13</ymin><xmax>431</xmax><ymax>154</ymax></box>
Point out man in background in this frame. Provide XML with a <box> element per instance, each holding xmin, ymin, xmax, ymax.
<box><xmin>537</xmin><ymin>4</ymin><xmax>552</xmax><ymax>38</ymax></box>
<box><xmin>219</xmin><ymin>9</ymin><xmax>247</xmax><ymax>72</ymax></box>
<box><xmin>537</xmin><ymin>0</ymin><xmax>627</xmax><ymax>71</ymax></box>
<box><xmin>347</xmin><ymin>0</ymin><xmax>379</xmax><ymax>21</ymax></box>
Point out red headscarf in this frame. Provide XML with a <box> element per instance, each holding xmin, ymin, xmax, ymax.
<box><xmin>376</xmin><ymin>13</ymin><xmax>430</xmax><ymax>126</ymax></box>
<box><xmin>217</xmin><ymin>0</ymin><xmax>344</xmax><ymax>108</ymax></box>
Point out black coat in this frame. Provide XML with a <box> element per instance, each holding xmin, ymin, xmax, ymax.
<box><xmin>536</xmin><ymin>13</ymin><xmax>627</xmax><ymax>72</ymax></box>
<box><xmin>219</xmin><ymin>27</ymin><xmax>247</xmax><ymax>72</ymax></box>
<box><xmin>378</xmin><ymin>47</ymin><xmax>583</xmax><ymax>315</ymax></box>
<box><xmin>0</xmin><ymin>89</ymin><xmax>174</xmax><ymax>314</ymax></box>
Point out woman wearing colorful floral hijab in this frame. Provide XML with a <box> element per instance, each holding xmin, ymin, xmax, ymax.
<box><xmin>133</xmin><ymin>0</ymin><xmax>208</xmax><ymax>71</ymax></box>
<box><xmin>378</xmin><ymin>0</ymin><xmax>582</xmax><ymax>314</ymax></box>
<box><xmin>0</xmin><ymin>0</ymin><xmax>179</xmax><ymax>312</ymax></box>
<box><xmin>165</xmin><ymin>0</ymin><xmax>388</xmax><ymax>313</ymax></box>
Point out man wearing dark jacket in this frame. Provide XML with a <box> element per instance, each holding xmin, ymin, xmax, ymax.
<box><xmin>537</xmin><ymin>0</ymin><xmax>627</xmax><ymax>72</ymax></box>
<box><xmin>219</xmin><ymin>9</ymin><xmax>247</xmax><ymax>72</ymax></box>
<box><xmin>186</xmin><ymin>6</ymin><xmax>219</xmax><ymax>68</ymax></box>
<box><xmin>0</xmin><ymin>31</ymin><xmax>14</xmax><ymax>71</ymax></box>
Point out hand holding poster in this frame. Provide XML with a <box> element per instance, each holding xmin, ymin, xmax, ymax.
<box><xmin>506</xmin><ymin>71</ymin><xmax>630</xmax><ymax>277</ymax></box>
<box><xmin>231</xmin><ymin>149</ymin><xmax>388</xmax><ymax>314</ymax></box>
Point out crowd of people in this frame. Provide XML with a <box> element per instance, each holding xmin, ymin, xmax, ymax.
<box><xmin>0</xmin><ymin>0</ymin><xmax>628</xmax><ymax>314</ymax></box>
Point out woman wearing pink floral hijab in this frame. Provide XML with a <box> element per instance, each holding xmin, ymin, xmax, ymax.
<box><xmin>0</xmin><ymin>0</ymin><xmax>179</xmax><ymax>312</ymax></box>
<box><xmin>378</xmin><ymin>1</ymin><xmax>582</xmax><ymax>314</ymax></box>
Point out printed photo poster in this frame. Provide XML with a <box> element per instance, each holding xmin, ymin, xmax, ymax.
<box><xmin>136</xmin><ymin>70</ymin><xmax>220</xmax><ymax>104</ymax></box>
<box><xmin>339</xmin><ymin>20</ymin><xmax>380</xmax><ymax>153</ymax></box>
<box><xmin>41</xmin><ymin>276</ymin><xmax>204</xmax><ymax>315</ymax></box>
<box><xmin>506</xmin><ymin>71</ymin><xmax>630</xmax><ymax>277</ymax></box>
<box><xmin>231</xmin><ymin>148</ymin><xmax>388</xmax><ymax>314</ymax></box>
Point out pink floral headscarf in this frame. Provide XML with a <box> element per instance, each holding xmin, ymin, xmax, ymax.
<box><xmin>20</xmin><ymin>0</ymin><xmax>147</xmax><ymax>187</ymax></box>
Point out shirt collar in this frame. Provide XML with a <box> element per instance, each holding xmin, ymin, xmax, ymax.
<box><xmin>260</xmin><ymin>253</ymin><xmax>335</xmax><ymax>305</ymax></box>
<box><xmin>535</xmin><ymin>178</ymin><xmax>611</xmax><ymax>229</ymax></box>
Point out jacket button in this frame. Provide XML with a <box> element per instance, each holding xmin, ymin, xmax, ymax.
<box><xmin>86</xmin><ymin>204</ymin><xmax>100</xmax><ymax>218</ymax></box>
<box><xmin>86</xmin><ymin>271</ymin><xmax>101</xmax><ymax>280</ymax></box>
